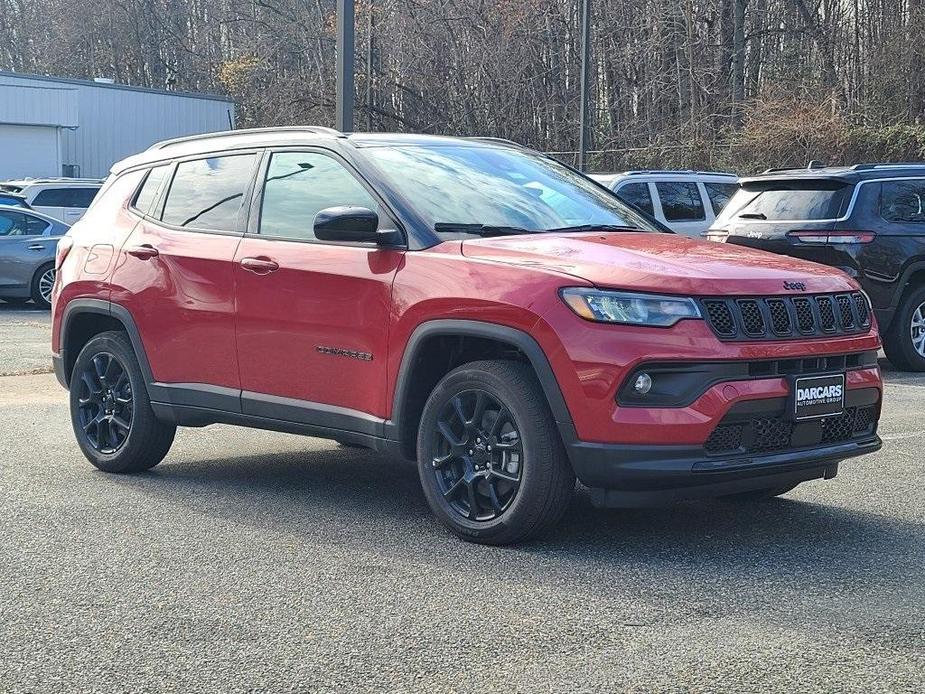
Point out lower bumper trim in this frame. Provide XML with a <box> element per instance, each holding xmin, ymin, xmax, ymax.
<box><xmin>568</xmin><ymin>435</ymin><xmax>881</xmax><ymax>507</ymax></box>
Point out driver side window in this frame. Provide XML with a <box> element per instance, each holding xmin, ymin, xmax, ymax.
<box><xmin>259</xmin><ymin>152</ymin><xmax>379</xmax><ymax>240</ymax></box>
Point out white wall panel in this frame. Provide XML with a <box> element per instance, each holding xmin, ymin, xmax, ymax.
<box><xmin>0</xmin><ymin>72</ymin><xmax>234</xmax><ymax>178</ymax></box>
<box><xmin>0</xmin><ymin>124</ymin><xmax>60</xmax><ymax>179</ymax></box>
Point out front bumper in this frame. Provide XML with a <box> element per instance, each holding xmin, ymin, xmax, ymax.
<box><xmin>569</xmin><ymin>435</ymin><xmax>881</xmax><ymax>507</ymax></box>
<box><xmin>566</xmin><ymin>383</ymin><xmax>883</xmax><ymax>507</ymax></box>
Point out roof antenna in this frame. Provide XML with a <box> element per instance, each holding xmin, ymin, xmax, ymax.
<box><xmin>807</xmin><ymin>160</ymin><xmax>826</xmax><ymax>169</ymax></box>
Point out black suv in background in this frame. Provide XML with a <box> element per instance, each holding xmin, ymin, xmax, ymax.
<box><xmin>707</xmin><ymin>163</ymin><xmax>925</xmax><ymax>371</ymax></box>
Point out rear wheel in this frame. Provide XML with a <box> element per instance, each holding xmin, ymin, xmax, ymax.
<box><xmin>884</xmin><ymin>284</ymin><xmax>925</xmax><ymax>371</ymax></box>
<box><xmin>30</xmin><ymin>263</ymin><xmax>55</xmax><ymax>309</ymax></box>
<box><xmin>417</xmin><ymin>360</ymin><xmax>575</xmax><ymax>545</ymax></box>
<box><xmin>70</xmin><ymin>331</ymin><xmax>176</xmax><ymax>473</ymax></box>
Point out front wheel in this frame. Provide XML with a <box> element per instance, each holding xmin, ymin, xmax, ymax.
<box><xmin>884</xmin><ymin>284</ymin><xmax>925</xmax><ymax>371</ymax></box>
<box><xmin>417</xmin><ymin>360</ymin><xmax>575</xmax><ymax>545</ymax></box>
<box><xmin>70</xmin><ymin>331</ymin><xmax>176</xmax><ymax>473</ymax></box>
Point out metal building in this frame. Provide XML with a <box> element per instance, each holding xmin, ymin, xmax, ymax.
<box><xmin>0</xmin><ymin>72</ymin><xmax>235</xmax><ymax>180</ymax></box>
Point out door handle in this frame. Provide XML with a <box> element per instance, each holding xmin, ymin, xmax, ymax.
<box><xmin>28</xmin><ymin>244</ymin><xmax>45</xmax><ymax>251</ymax></box>
<box><xmin>240</xmin><ymin>257</ymin><xmax>279</xmax><ymax>274</ymax></box>
<box><xmin>126</xmin><ymin>244</ymin><xmax>159</xmax><ymax>260</ymax></box>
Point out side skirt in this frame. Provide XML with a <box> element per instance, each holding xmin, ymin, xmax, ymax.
<box><xmin>149</xmin><ymin>383</ymin><xmax>403</xmax><ymax>457</ymax></box>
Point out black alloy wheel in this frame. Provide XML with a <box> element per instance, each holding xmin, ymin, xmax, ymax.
<box><xmin>417</xmin><ymin>360</ymin><xmax>575</xmax><ymax>545</ymax></box>
<box><xmin>76</xmin><ymin>352</ymin><xmax>134</xmax><ymax>453</ymax></box>
<box><xmin>431</xmin><ymin>389</ymin><xmax>524</xmax><ymax>521</ymax></box>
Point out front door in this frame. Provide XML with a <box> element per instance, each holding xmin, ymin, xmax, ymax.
<box><xmin>233</xmin><ymin>149</ymin><xmax>403</xmax><ymax>430</ymax></box>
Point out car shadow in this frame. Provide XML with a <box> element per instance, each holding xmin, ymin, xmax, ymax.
<box><xmin>106</xmin><ymin>441</ymin><xmax>922</xmax><ymax>593</ymax></box>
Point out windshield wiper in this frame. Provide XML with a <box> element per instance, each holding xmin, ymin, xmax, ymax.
<box><xmin>434</xmin><ymin>223</ymin><xmax>539</xmax><ymax>237</ymax></box>
<box><xmin>545</xmin><ymin>224</ymin><xmax>641</xmax><ymax>233</ymax></box>
<box><xmin>738</xmin><ymin>212</ymin><xmax>767</xmax><ymax>220</ymax></box>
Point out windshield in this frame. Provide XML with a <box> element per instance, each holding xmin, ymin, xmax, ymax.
<box><xmin>361</xmin><ymin>145</ymin><xmax>660</xmax><ymax>235</ymax></box>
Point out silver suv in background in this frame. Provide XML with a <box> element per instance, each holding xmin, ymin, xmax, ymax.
<box><xmin>0</xmin><ymin>205</ymin><xmax>69</xmax><ymax>308</ymax></box>
<box><xmin>0</xmin><ymin>178</ymin><xmax>102</xmax><ymax>224</ymax></box>
<box><xmin>590</xmin><ymin>170</ymin><xmax>739</xmax><ymax>237</ymax></box>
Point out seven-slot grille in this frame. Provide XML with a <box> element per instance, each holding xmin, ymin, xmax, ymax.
<box><xmin>700</xmin><ymin>292</ymin><xmax>871</xmax><ymax>341</ymax></box>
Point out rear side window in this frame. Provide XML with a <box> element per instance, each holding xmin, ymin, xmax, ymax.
<box><xmin>32</xmin><ymin>187</ymin><xmax>100</xmax><ymax>208</ymax></box>
<box><xmin>259</xmin><ymin>152</ymin><xmax>379</xmax><ymax>240</ymax></box>
<box><xmin>0</xmin><ymin>210</ymin><xmax>49</xmax><ymax>236</ymax></box>
<box><xmin>616</xmin><ymin>182</ymin><xmax>654</xmax><ymax>216</ymax></box>
<box><xmin>704</xmin><ymin>182</ymin><xmax>739</xmax><ymax>215</ymax></box>
<box><xmin>880</xmin><ymin>180</ymin><xmax>925</xmax><ymax>223</ymax></box>
<box><xmin>655</xmin><ymin>181</ymin><xmax>705</xmax><ymax>221</ymax></box>
<box><xmin>161</xmin><ymin>154</ymin><xmax>257</xmax><ymax>231</ymax></box>
<box><xmin>722</xmin><ymin>183</ymin><xmax>849</xmax><ymax>222</ymax></box>
<box><xmin>133</xmin><ymin>165</ymin><xmax>170</xmax><ymax>215</ymax></box>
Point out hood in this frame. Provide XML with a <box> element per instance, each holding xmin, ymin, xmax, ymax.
<box><xmin>461</xmin><ymin>232</ymin><xmax>857</xmax><ymax>296</ymax></box>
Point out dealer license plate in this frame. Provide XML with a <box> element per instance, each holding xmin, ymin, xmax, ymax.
<box><xmin>792</xmin><ymin>374</ymin><xmax>846</xmax><ymax>421</ymax></box>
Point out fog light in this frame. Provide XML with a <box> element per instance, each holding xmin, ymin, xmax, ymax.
<box><xmin>633</xmin><ymin>373</ymin><xmax>653</xmax><ymax>395</ymax></box>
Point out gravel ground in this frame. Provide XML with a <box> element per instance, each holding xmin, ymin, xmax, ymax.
<box><xmin>0</xmin><ymin>302</ymin><xmax>52</xmax><ymax>376</ymax></box>
<box><xmin>0</xmin><ymin>306</ymin><xmax>922</xmax><ymax>692</ymax></box>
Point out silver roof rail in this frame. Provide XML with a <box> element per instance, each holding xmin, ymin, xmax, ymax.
<box><xmin>850</xmin><ymin>162</ymin><xmax>925</xmax><ymax>170</ymax></box>
<box><xmin>148</xmin><ymin>126</ymin><xmax>346</xmax><ymax>151</ymax></box>
<box><xmin>624</xmin><ymin>169</ymin><xmax>737</xmax><ymax>177</ymax></box>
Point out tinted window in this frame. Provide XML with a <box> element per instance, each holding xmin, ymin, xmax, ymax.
<box><xmin>655</xmin><ymin>182</ymin><xmax>705</xmax><ymax>221</ymax></box>
<box><xmin>362</xmin><ymin>146</ymin><xmax>658</xmax><ymax>233</ymax></box>
<box><xmin>161</xmin><ymin>155</ymin><xmax>257</xmax><ymax>231</ymax></box>
<box><xmin>616</xmin><ymin>182</ymin><xmax>654</xmax><ymax>216</ymax></box>
<box><xmin>704</xmin><ymin>182</ymin><xmax>739</xmax><ymax>215</ymax></box>
<box><xmin>32</xmin><ymin>187</ymin><xmax>99</xmax><ymax>208</ymax></box>
<box><xmin>880</xmin><ymin>180</ymin><xmax>925</xmax><ymax>223</ymax></box>
<box><xmin>133</xmin><ymin>165</ymin><xmax>170</xmax><ymax>215</ymax></box>
<box><xmin>719</xmin><ymin>183</ymin><xmax>849</xmax><ymax>222</ymax></box>
<box><xmin>0</xmin><ymin>210</ymin><xmax>49</xmax><ymax>236</ymax></box>
<box><xmin>259</xmin><ymin>152</ymin><xmax>379</xmax><ymax>240</ymax></box>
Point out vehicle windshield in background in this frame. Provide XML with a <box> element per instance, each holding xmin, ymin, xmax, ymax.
<box><xmin>363</xmin><ymin>145</ymin><xmax>661</xmax><ymax>235</ymax></box>
<box><xmin>716</xmin><ymin>182</ymin><xmax>850</xmax><ymax>223</ymax></box>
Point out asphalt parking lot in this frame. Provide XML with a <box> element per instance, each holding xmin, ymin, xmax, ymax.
<box><xmin>0</xmin><ymin>302</ymin><xmax>922</xmax><ymax>692</ymax></box>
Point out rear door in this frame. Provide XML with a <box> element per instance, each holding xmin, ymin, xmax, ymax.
<box><xmin>62</xmin><ymin>187</ymin><xmax>100</xmax><ymax>224</ymax></box>
<box><xmin>0</xmin><ymin>209</ymin><xmax>52</xmax><ymax>292</ymax></box>
<box><xmin>613</xmin><ymin>181</ymin><xmax>656</xmax><ymax>217</ymax></box>
<box><xmin>109</xmin><ymin>153</ymin><xmax>261</xmax><ymax>401</ymax></box>
<box><xmin>233</xmin><ymin>148</ymin><xmax>403</xmax><ymax>427</ymax></box>
<box><xmin>30</xmin><ymin>186</ymin><xmax>100</xmax><ymax>224</ymax></box>
<box><xmin>652</xmin><ymin>180</ymin><xmax>710</xmax><ymax>236</ymax></box>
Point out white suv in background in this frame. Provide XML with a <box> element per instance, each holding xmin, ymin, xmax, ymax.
<box><xmin>590</xmin><ymin>170</ymin><xmax>739</xmax><ymax>236</ymax></box>
<box><xmin>0</xmin><ymin>179</ymin><xmax>103</xmax><ymax>224</ymax></box>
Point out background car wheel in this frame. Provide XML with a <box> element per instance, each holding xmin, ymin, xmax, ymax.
<box><xmin>721</xmin><ymin>484</ymin><xmax>799</xmax><ymax>502</ymax></box>
<box><xmin>30</xmin><ymin>263</ymin><xmax>56</xmax><ymax>309</ymax></box>
<box><xmin>70</xmin><ymin>331</ymin><xmax>176</xmax><ymax>473</ymax></box>
<box><xmin>884</xmin><ymin>284</ymin><xmax>925</xmax><ymax>372</ymax></box>
<box><xmin>417</xmin><ymin>360</ymin><xmax>575</xmax><ymax>545</ymax></box>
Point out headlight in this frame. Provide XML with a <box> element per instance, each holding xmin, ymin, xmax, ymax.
<box><xmin>560</xmin><ymin>288</ymin><xmax>702</xmax><ymax>327</ymax></box>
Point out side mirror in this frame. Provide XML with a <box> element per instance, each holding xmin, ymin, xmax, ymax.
<box><xmin>314</xmin><ymin>206</ymin><xmax>381</xmax><ymax>244</ymax></box>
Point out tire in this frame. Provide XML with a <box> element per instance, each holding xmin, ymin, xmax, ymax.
<box><xmin>70</xmin><ymin>331</ymin><xmax>176</xmax><ymax>473</ymax></box>
<box><xmin>417</xmin><ymin>360</ymin><xmax>575</xmax><ymax>545</ymax></box>
<box><xmin>883</xmin><ymin>284</ymin><xmax>925</xmax><ymax>371</ymax></box>
<box><xmin>30</xmin><ymin>262</ymin><xmax>56</xmax><ymax>309</ymax></box>
<box><xmin>721</xmin><ymin>483</ymin><xmax>799</xmax><ymax>502</ymax></box>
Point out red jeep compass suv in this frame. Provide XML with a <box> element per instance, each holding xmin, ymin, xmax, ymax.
<box><xmin>51</xmin><ymin>128</ymin><xmax>884</xmax><ymax>544</ymax></box>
